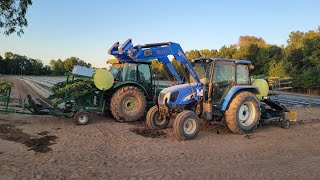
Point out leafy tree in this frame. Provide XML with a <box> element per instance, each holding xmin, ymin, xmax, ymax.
<box><xmin>42</xmin><ymin>65</ymin><xmax>52</xmax><ymax>75</ymax></box>
<box><xmin>171</xmin><ymin>58</ymin><xmax>183</xmax><ymax>78</ymax></box>
<box><xmin>217</xmin><ymin>45</ymin><xmax>237</xmax><ymax>58</ymax></box>
<box><xmin>237</xmin><ymin>36</ymin><xmax>266</xmax><ymax>48</ymax></box>
<box><xmin>5</xmin><ymin>52</ymin><xmax>14</xmax><ymax>59</ymax></box>
<box><xmin>1</xmin><ymin>52</ymin><xmax>49</xmax><ymax>75</ymax></box>
<box><xmin>302</xmin><ymin>33</ymin><xmax>320</xmax><ymax>68</ymax></box>
<box><xmin>186</xmin><ymin>50</ymin><xmax>202</xmax><ymax>60</ymax></box>
<box><xmin>0</xmin><ymin>55</ymin><xmax>4</xmax><ymax>73</ymax></box>
<box><xmin>77</xmin><ymin>59</ymin><xmax>92</xmax><ymax>68</ymax></box>
<box><xmin>287</xmin><ymin>31</ymin><xmax>304</xmax><ymax>49</ymax></box>
<box><xmin>255</xmin><ymin>45</ymin><xmax>284</xmax><ymax>75</ymax></box>
<box><xmin>50</xmin><ymin>59</ymin><xmax>65</xmax><ymax>75</ymax></box>
<box><xmin>268</xmin><ymin>60</ymin><xmax>291</xmax><ymax>78</ymax></box>
<box><xmin>150</xmin><ymin>60</ymin><xmax>165</xmax><ymax>79</ymax></box>
<box><xmin>199</xmin><ymin>49</ymin><xmax>219</xmax><ymax>58</ymax></box>
<box><xmin>0</xmin><ymin>0</ymin><xmax>32</xmax><ymax>36</ymax></box>
<box><xmin>49</xmin><ymin>57</ymin><xmax>91</xmax><ymax>75</ymax></box>
<box><xmin>300</xmin><ymin>67</ymin><xmax>320</xmax><ymax>89</ymax></box>
<box><xmin>294</xmin><ymin>67</ymin><xmax>320</xmax><ymax>94</ymax></box>
<box><xmin>63</xmin><ymin>57</ymin><xmax>91</xmax><ymax>72</ymax></box>
<box><xmin>64</xmin><ymin>57</ymin><xmax>78</xmax><ymax>72</ymax></box>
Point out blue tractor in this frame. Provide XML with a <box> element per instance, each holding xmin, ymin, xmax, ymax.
<box><xmin>149</xmin><ymin>58</ymin><xmax>262</xmax><ymax>140</ymax></box>
<box><xmin>110</xmin><ymin>40</ymin><xmax>295</xmax><ymax>140</ymax></box>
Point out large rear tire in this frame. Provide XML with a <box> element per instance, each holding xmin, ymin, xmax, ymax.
<box><xmin>225</xmin><ymin>91</ymin><xmax>260</xmax><ymax>134</ymax></box>
<box><xmin>146</xmin><ymin>106</ymin><xmax>170</xmax><ymax>130</ymax></box>
<box><xmin>173</xmin><ymin>110</ymin><xmax>200</xmax><ymax>141</ymax></box>
<box><xmin>110</xmin><ymin>86</ymin><xmax>146</xmax><ymax>122</ymax></box>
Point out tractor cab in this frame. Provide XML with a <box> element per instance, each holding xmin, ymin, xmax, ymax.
<box><xmin>191</xmin><ymin>58</ymin><xmax>253</xmax><ymax>108</ymax></box>
<box><xmin>107</xmin><ymin>60</ymin><xmax>153</xmax><ymax>99</ymax></box>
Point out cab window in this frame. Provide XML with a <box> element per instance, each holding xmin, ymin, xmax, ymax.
<box><xmin>213</xmin><ymin>61</ymin><xmax>235</xmax><ymax>83</ymax></box>
<box><xmin>121</xmin><ymin>63</ymin><xmax>137</xmax><ymax>81</ymax></box>
<box><xmin>190</xmin><ymin>62</ymin><xmax>211</xmax><ymax>84</ymax></box>
<box><xmin>236</xmin><ymin>65</ymin><xmax>249</xmax><ymax>85</ymax></box>
<box><xmin>138</xmin><ymin>64</ymin><xmax>151</xmax><ymax>83</ymax></box>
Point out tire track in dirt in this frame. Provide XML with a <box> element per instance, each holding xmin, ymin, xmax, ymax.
<box><xmin>1</xmin><ymin>91</ymin><xmax>319</xmax><ymax>179</ymax></box>
<box><xmin>111</xmin><ymin>122</ymin><xmax>320</xmax><ymax>179</ymax></box>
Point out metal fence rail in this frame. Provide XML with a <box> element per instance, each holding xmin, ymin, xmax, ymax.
<box><xmin>268</xmin><ymin>77</ymin><xmax>293</xmax><ymax>92</ymax></box>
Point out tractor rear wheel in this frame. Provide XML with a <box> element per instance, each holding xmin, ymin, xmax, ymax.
<box><xmin>173</xmin><ymin>110</ymin><xmax>200</xmax><ymax>140</ymax></box>
<box><xmin>225</xmin><ymin>91</ymin><xmax>260</xmax><ymax>134</ymax></box>
<box><xmin>146</xmin><ymin>105</ymin><xmax>170</xmax><ymax>130</ymax></box>
<box><xmin>110</xmin><ymin>86</ymin><xmax>146</xmax><ymax>122</ymax></box>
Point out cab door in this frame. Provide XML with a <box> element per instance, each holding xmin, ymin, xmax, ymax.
<box><xmin>211</xmin><ymin>61</ymin><xmax>235</xmax><ymax>107</ymax></box>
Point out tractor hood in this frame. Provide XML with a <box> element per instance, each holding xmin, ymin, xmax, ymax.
<box><xmin>158</xmin><ymin>83</ymin><xmax>198</xmax><ymax>105</ymax></box>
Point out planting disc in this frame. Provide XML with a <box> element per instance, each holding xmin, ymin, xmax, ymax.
<box><xmin>252</xmin><ymin>79</ymin><xmax>269</xmax><ymax>100</ymax></box>
<box><xmin>94</xmin><ymin>69</ymin><xmax>114</xmax><ymax>91</ymax></box>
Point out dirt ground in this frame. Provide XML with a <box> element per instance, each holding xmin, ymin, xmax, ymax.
<box><xmin>1</xmin><ymin>77</ymin><xmax>320</xmax><ymax>180</ymax></box>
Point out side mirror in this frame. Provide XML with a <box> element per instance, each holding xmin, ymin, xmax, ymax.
<box><xmin>249</xmin><ymin>65</ymin><xmax>255</xmax><ymax>70</ymax></box>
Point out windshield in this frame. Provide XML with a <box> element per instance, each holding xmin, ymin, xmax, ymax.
<box><xmin>109</xmin><ymin>63</ymin><xmax>122</xmax><ymax>79</ymax></box>
<box><xmin>190</xmin><ymin>62</ymin><xmax>211</xmax><ymax>84</ymax></box>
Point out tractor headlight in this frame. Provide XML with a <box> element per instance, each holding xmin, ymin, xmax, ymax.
<box><xmin>170</xmin><ymin>91</ymin><xmax>179</xmax><ymax>102</ymax></box>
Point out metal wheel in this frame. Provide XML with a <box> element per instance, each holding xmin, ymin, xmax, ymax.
<box><xmin>123</xmin><ymin>96</ymin><xmax>138</xmax><ymax>113</ymax></box>
<box><xmin>146</xmin><ymin>106</ymin><xmax>170</xmax><ymax>130</ymax></box>
<box><xmin>281</xmin><ymin>119</ymin><xmax>290</xmax><ymax>129</ymax></box>
<box><xmin>238</xmin><ymin>102</ymin><xmax>256</xmax><ymax>127</ymax></box>
<box><xmin>155</xmin><ymin>115</ymin><xmax>167</xmax><ymax>126</ymax></box>
<box><xmin>173</xmin><ymin>110</ymin><xmax>200</xmax><ymax>140</ymax></box>
<box><xmin>110</xmin><ymin>86</ymin><xmax>146</xmax><ymax>122</ymax></box>
<box><xmin>78</xmin><ymin>115</ymin><xmax>88</xmax><ymax>124</ymax></box>
<box><xmin>225</xmin><ymin>91</ymin><xmax>260</xmax><ymax>134</ymax></box>
<box><xmin>183</xmin><ymin>118</ymin><xmax>197</xmax><ymax>135</ymax></box>
<box><xmin>74</xmin><ymin>111</ymin><xmax>90</xmax><ymax>125</ymax></box>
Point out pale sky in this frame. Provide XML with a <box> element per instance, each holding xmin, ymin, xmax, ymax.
<box><xmin>0</xmin><ymin>0</ymin><xmax>319</xmax><ymax>68</ymax></box>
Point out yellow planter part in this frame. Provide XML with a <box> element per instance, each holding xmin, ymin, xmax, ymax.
<box><xmin>286</xmin><ymin>111</ymin><xmax>298</xmax><ymax>122</ymax></box>
<box><xmin>93</xmin><ymin>69</ymin><xmax>114</xmax><ymax>91</ymax></box>
<box><xmin>252</xmin><ymin>79</ymin><xmax>269</xmax><ymax>100</ymax></box>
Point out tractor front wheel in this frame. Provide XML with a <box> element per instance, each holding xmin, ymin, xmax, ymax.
<box><xmin>173</xmin><ymin>110</ymin><xmax>200</xmax><ymax>140</ymax></box>
<box><xmin>110</xmin><ymin>86</ymin><xmax>146</xmax><ymax>122</ymax></box>
<box><xmin>146</xmin><ymin>105</ymin><xmax>170</xmax><ymax>130</ymax></box>
<box><xmin>225</xmin><ymin>91</ymin><xmax>260</xmax><ymax>134</ymax></box>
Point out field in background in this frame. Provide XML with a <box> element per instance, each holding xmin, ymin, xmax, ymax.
<box><xmin>17</xmin><ymin>75</ymin><xmax>320</xmax><ymax>107</ymax></box>
<box><xmin>0</xmin><ymin>75</ymin><xmax>319</xmax><ymax>179</ymax></box>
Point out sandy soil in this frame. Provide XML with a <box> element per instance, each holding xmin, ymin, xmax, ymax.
<box><xmin>0</xmin><ymin>77</ymin><xmax>320</xmax><ymax>180</ymax></box>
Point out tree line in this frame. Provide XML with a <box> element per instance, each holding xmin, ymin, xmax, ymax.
<box><xmin>0</xmin><ymin>52</ymin><xmax>51</xmax><ymax>75</ymax></box>
<box><xmin>49</xmin><ymin>57</ymin><xmax>92</xmax><ymax>75</ymax></box>
<box><xmin>151</xmin><ymin>27</ymin><xmax>320</xmax><ymax>94</ymax></box>
<box><xmin>1</xmin><ymin>27</ymin><xmax>319</xmax><ymax>94</ymax></box>
<box><xmin>0</xmin><ymin>52</ymin><xmax>91</xmax><ymax>76</ymax></box>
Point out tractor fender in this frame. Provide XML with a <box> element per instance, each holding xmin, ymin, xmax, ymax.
<box><xmin>220</xmin><ymin>86</ymin><xmax>260</xmax><ymax>111</ymax></box>
<box><xmin>111</xmin><ymin>81</ymin><xmax>148</xmax><ymax>97</ymax></box>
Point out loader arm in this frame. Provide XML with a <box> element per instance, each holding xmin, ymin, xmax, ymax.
<box><xmin>108</xmin><ymin>39</ymin><xmax>202</xmax><ymax>87</ymax></box>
